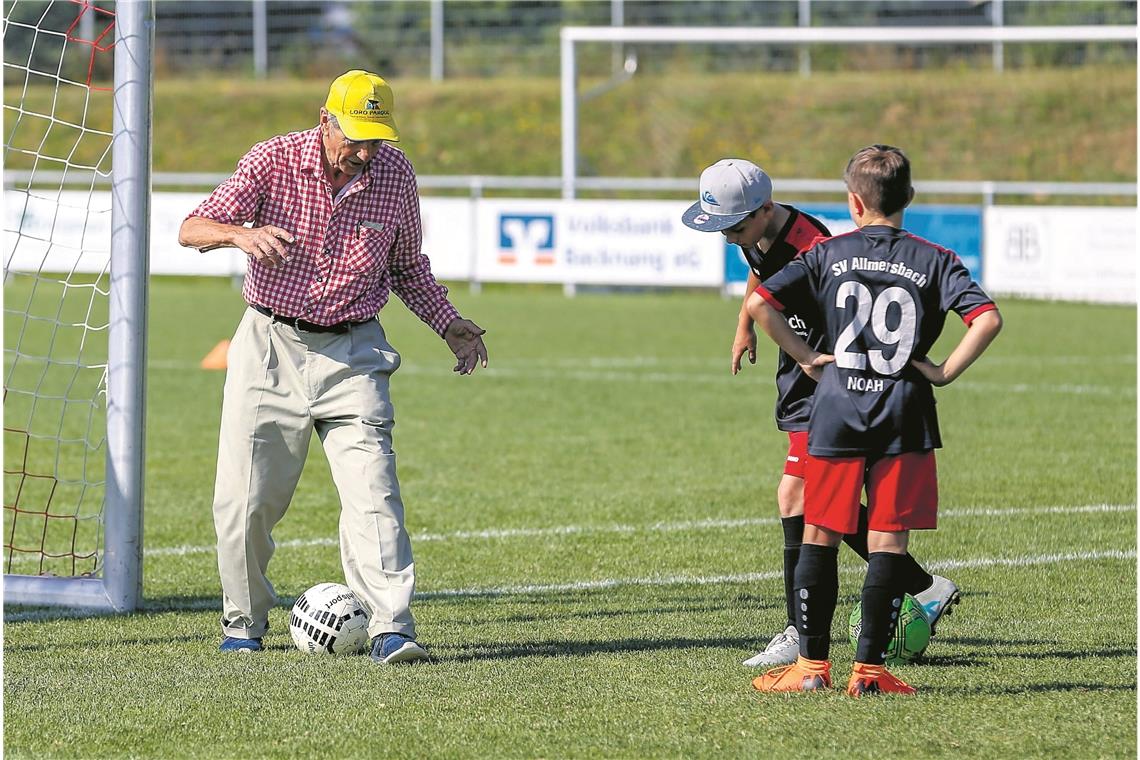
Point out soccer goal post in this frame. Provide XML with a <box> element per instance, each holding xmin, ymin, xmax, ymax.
<box><xmin>4</xmin><ymin>0</ymin><xmax>152</xmax><ymax>612</ymax></box>
<box><xmin>559</xmin><ymin>24</ymin><xmax>1139</xmax><ymax>199</ymax></box>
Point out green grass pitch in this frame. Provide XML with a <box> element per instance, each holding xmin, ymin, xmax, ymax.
<box><xmin>4</xmin><ymin>278</ymin><xmax>1136</xmax><ymax>758</ymax></box>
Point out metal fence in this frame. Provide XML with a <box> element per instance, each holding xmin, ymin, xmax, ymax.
<box><xmin>7</xmin><ymin>0</ymin><xmax>1131</xmax><ymax>83</ymax></box>
<box><xmin>161</xmin><ymin>0</ymin><xmax>1139</xmax><ymax>79</ymax></box>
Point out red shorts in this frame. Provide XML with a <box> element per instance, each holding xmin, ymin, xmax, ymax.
<box><xmin>783</xmin><ymin>431</ymin><xmax>808</xmax><ymax>478</ymax></box>
<box><xmin>803</xmin><ymin>451</ymin><xmax>938</xmax><ymax>533</ymax></box>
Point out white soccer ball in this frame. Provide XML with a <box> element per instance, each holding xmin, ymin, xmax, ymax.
<box><xmin>289</xmin><ymin>582</ymin><xmax>370</xmax><ymax>655</ymax></box>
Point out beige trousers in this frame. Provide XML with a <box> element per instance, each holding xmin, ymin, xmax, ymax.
<box><xmin>213</xmin><ymin>307</ymin><xmax>415</xmax><ymax>640</ymax></box>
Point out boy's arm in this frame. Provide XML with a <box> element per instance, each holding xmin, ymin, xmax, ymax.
<box><xmin>746</xmin><ymin>291</ymin><xmax>834</xmax><ymax>381</ymax></box>
<box><xmin>731</xmin><ymin>270</ymin><xmax>760</xmax><ymax>375</ymax></box>
<box><xmin>911</xmin><ymin>308</ymin><xmax>1003</xmax><ymax>387</ymax></box>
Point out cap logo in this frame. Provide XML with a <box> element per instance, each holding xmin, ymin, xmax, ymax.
<box><xmin>347</xmin><ymin>99</ymin><xmax>391</xmax><ymax>118</ymax></box>
<box><xmin>701</xmin><ymin>190</ymin><xmax>719</xmax><ymax>206</ymax></box>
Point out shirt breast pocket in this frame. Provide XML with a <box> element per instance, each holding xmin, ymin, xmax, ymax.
<box><xmin>342</xmin><ymin>225</ymin><xmax>395</xmax><ymax>275</ymax></box>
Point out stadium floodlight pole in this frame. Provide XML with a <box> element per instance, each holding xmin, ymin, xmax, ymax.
<box><xmin>798</xmin><ymin>0</ymin><xmax>811</xmax><ymax>77</ymax></box>
<box><xmin>252</xmin><ymin>0</ymin><xmax>268</xmax><ymax>79</ymax></box>
<box><xmin>430</xmin><ymin>0</ymin><xmax>444</xmax><ymax>81</ymax></box>
<box><xmin>560</xmin><ymin>30</ymin><xmax>577</xmax><ymax>199</ymax></box>
<box><xmin>992</xmin><ymin>0</ymin><xmax>1005</xmax><ymax>74</ymax></box>
<box><xmin>559</xmin><ymin>24</ymin><xmax>1139</xmax><ymax>201</ymax></box>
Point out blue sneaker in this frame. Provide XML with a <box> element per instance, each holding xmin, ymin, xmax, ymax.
<box><xmin>369</xmin><ymin>633</ymin><xmax>429</xmax><ymax>665</ymax></box>
<box><xmin>220</xmin><ymin>636</ymin><xmax>263</xmax><ymax>653</ymax></box>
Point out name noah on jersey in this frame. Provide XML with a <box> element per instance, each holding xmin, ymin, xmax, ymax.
<box><xmin>847</xmin><ymin>375</ymin><xmax>885</xmax><ymax>392</ymax></box>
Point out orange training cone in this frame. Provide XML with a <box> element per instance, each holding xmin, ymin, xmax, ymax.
<box><xmin>200</xmin><ymin>340</ymin><xmax>230</xmax><ymax>370</ymax></box>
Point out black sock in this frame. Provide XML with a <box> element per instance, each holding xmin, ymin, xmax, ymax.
<box><xmin>781</xmin><ymin>515</ymin><xmax>804</xmax><ymax>629</ymax></box>
<box><xmin>900</xmin><ymin>554</ymin><xmax>935</xmax><ymax>596</ymax></box>
<box><xmin>793</xmin><ymin>544</ymin><xmax>839</xmax><ymax>661</ymax></box>
<box><xmin>841</xmin><ymin>505</ymin><xmax>870</xmax><ymax>560</ymax></box>
<box><xmin>856</xmin><ymin>552</ymin><xmax>909</xmax><ymax>664</ymax></box>
<box><xmin>844</xmin><ymin>504</ymin><xmax>933</xmax><ymax>594</ymax></box>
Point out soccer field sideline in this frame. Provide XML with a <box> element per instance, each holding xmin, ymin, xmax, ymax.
<box><xmin>6</xmin><ymin>548</ymin><xmax>1132</xmax><ymax>622</ymax></box>
<box><xmin>132</xmin><ymin>501</ymin><xmax>1140</xmax><ymax>556</ymax></box>
<box><xmin>5</xmin><ymin>503</ymin><xmax>1132</xmax><ymax>618</ymax></box>
<box><xmin>146</xmin><ymin>358</ymin><xmax>1135</xmax><ymax>397</ymax></box>
<box><xmin>4</xmin><ymin>502</ymin><xmax>1130</xmax><ymax>566</ymax></box>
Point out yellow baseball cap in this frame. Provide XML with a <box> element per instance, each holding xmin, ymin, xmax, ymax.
<box><xmin>325</xmin><ymin>70</ymin><xmax>400</xmax><ymax>142</ymax></box>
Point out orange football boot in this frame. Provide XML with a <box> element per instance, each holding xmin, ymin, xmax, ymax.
<box><xmin>752</xmin><ymin>656</ymin><xmax>832</xmax><ymax>693</ymax></box>
<box><xmin>845</xmin><ymin>662</ymin><xmax>917</xmax><ymax>696</ymax></box>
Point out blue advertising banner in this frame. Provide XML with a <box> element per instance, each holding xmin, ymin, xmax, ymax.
<box><xmin>724</xmin><ymin>204</ymin><xmax>983</xmax><ymax>285</ymax></box>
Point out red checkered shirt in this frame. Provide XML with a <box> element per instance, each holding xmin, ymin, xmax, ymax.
<box><xmin>187</xmin><ymin>126</ymin><xmax>460</xmax><ymax>334</ymax></box>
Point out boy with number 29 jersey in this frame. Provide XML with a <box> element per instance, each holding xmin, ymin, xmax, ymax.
<box><xmin>748</xmin><ymin>145</ymin><xmax>1001</xmax><ymax>696</ymax></box>
<box><xmin>758</xmin><ymin>226</ymin><xmax>997</xmax><ymax>457</ymax></box>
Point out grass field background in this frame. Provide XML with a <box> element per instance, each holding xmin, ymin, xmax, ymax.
<box><xmin>3</xmin><ymin>279</ymin><xmax>1136</xmax><ymax>758</ymax></box>
<box><xmin>5</xmin><ymin>67</ymin><xmax>1136</xmax><ymax>194</ymax></box>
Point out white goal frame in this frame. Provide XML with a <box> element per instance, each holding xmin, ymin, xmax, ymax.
<box><xmin>4</xmin><ymin>0</ymin><xmax>152</xmax><ymax>612</ymax></box>
<box><xmin>560</xmin><ymin>24</ymin><xmax>1139</xmax><ymax>199</ymax></box>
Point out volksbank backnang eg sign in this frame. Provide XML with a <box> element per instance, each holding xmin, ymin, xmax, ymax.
<box><xmin>481</xmin><ymin>201</ymin><xmax>723</xmax><ymax>285</ymax></box>
<box><xmin>499</xmin><ymin>213</ymin><xmax>555</xmax><ymax>265</ymax></box>
<box><xmin>723</xmin><ymin>204</ymin><xmax>984</xmax><ymax>285</ymax></box>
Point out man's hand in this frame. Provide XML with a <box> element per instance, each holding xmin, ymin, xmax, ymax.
<box><xmin>237</xmin><ymin>225</ymin><xmax>295</xmax><ymax>269</ymax></box>
<box><xmin>444</xmin><ymin>318</ymin><xmax>488</xmax><ymax>375</ymax></box>
<box><xmin>179</xmin><ymin>217</ymin><xmax>294</xmax><ymax>265</ymax></box>
<box><xmin>799</xmin><ymin>352</ymin><xmax>835</xmax><ymax>382</ymax></box>
<box><xmin>731</xmin><ymin>322</ymin><xmax>757</xmax><ymax>375</ymax></box>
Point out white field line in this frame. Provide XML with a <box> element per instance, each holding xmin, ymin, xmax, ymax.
<box><xmin>417</xmin><ymin>548</ymin><xmax>1137</xmax><ymax>599</ymax></box>
<box><xmin>91</xmin><ymin>502</ymin><xmax>1140</xmax><ymax>560</ymax></box>
<box><xmin>4</xmin><ymin>547</ymin><xmax>1133</xmax><ymax>620</ymax></box>
<box><xmin>957</xmin><ymin>381</ymin><xmax>1134</xmax><ymax>397</ymax></box>
<box><xmin>150</xmin><ymin>355</ymin><xmax>1136</xmax><ymax>371</ymax></box>
<box><xmin>149</xmin><ymin>359</ymin><xmax>1135</xmax><ymax>396</ymax></box>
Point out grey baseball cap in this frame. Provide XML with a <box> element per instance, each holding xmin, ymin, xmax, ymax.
<box><xmin>681</xmin><ymin>159</ymin><xmax>773</xmax><ymax>232</ymax></box>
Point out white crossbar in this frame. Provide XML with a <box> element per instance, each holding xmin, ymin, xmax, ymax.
<box><xmin>561</xmin><ymin>25</ymin><xmax>1139</xmax><ymax>44</ymax></box>
<box><xmin>560</xmin><ymin>25</ymin><xmax>1139</xmax><ymax>198</ymax></box>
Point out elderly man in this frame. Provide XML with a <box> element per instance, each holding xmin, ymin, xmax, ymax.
<box><xmin>179</xmin><ymin>70</ymin><xmax>487</xmax><ymax>664</ymax></box>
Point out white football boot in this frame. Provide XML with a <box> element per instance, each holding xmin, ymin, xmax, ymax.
<box><xmin>742</xmin><ymin>625</ymin><xmax>799</xmax><ymax>668</ymax></box>
<box><xmin>913</xmin><ymin>575</ymin><xmax>961</xmax><ymax>635</ymax></box>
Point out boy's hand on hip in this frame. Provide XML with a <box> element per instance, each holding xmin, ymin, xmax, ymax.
<box><xmin>910</xmin><ymin>357</ymin><xmax>950</xmax><ymax>386</ymax></box>
<box><xmin>799</xmin><ymin>352</ymin><xmax>834</xmax><ymax>382</ymax></box>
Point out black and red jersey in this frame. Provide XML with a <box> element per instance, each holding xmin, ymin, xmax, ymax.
<box><xmin>742</xmin><ymin>204</ymin><xmax>831</xmax><ymax>432</ymax></box>
<box><xmin>758</xmin><ymin>225</ymin><xmax>996</xmax><ymax>456</ymax></box>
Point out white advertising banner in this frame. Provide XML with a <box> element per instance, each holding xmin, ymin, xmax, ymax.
<box><xmin>984</xmin><ymin>206</ymin><xmax>1136</xmax><ymax>304</ymax></box>
<box><xmin>5</xmin><ymin>189</ymin><xmax>112</xmax><ymax>274</ymax></box>
<box><xmin>4</xmin><ymin>190</ymin><xmax>245</xmax><ymax>276</ymax></box>
<box><xmin>419</xmin><ymin>197</ymin><xmax>476</xmax><ymax>280</ymax></box>
<box><xmin>474</xmin><ymin>199</ymin><xmax>724</xmax><ymax>286</ymax></box>
<box><xmin>5</xmin><ymin>192</ymin><xmax>476</xmax><ymax>280</ymax></box>
<box><xmin>151</xmin><ymin>192</ymin><xmax>247</xmax><ymax>275</ymax></box>
<box><xmin>15</xmin><ymin>194</ymin><xmax>1130</xmax><ymax>301</ymax></box>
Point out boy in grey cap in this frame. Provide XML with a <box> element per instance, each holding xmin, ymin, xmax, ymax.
<box><xmin>682</xmin><ymin>158</ymin><xmax>960</xmax><ymax>668</ymax></box>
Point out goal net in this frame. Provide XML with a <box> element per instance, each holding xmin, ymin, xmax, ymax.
<box><xmin>4</xmin><ymin>0</ymin><xmax>150</xmax><ymax>611</ymax></box>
